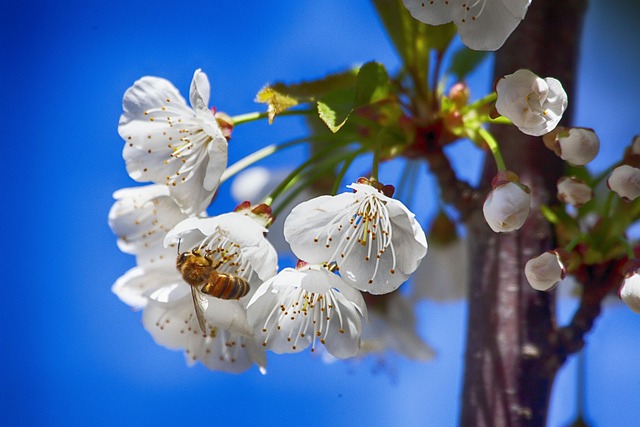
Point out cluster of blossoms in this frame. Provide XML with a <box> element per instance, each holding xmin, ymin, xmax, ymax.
<box><xmin>109</xmin><ymin>7</ymin><xmax>640</xmax><ymax>376</ymax></box>
<box><xmin>110</xmin><ymin>70</ymin><xmax>431</xmax><ymax>372</ymax></box>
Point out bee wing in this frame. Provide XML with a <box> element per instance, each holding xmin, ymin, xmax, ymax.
<box><xmin>190</xmin><ymin>287</ymin><xmax>209</xmax><ymax>334</ymax></box>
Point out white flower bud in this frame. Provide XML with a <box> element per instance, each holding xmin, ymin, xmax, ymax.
<box><xmin>483</xmin><ymin>175</ymin><xmax>531</xmax><ymax>233</ymax></box>
<box><xmin>608</xmin><ymin>165</ymin><xmax>640</xmax><ymax>201</ymax></box>
<box><xmin>556</xmin><ymin>128</ymin><xmax>600</xmax><ymax>165</ymax></box>
<box><xmin>495</xmin><ymin>69</ymin><xmax>567</xmax><ymax>136</ymax></box>
<box><xmin>557</xmin><ymin>176</ymin><xmax>592</xmax><ymax>207</ymax></box>
<box><xmin>524</xmin><ymin>251</ymin><xmax>565</xmax><ymax>291</ymax></box>
<box><xmin>630</xmin><ymin>135</ymin><xmax>640</xmax><ymax>155</ymax></box>
<box><xmin>621</xmin><ymin>272</ymin><xmax>640</xmax><ymax>314</ymax></box>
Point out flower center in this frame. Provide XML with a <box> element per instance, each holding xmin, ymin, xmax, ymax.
<box><xmin>315</xmin><ymin>193</ymin><xmax>397</xmax><ymax>285</ymax></box>
<box><xmin>197</xmin><ymin>232</ymin><xmax>255</xmax><ymax>281</ymax></box>
<box><xmin>260</xmin><ymin>287</ymin><xmax>345</xmax><ymax>352</ymax></box>
<box><xmin>526</xmin><ymin>92</ymin><xmax>548</xmax><ymax>116</ymax></box>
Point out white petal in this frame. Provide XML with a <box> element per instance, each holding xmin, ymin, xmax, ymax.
<box><xmin>203</xmin><ymin>298</ymin><xmax>253</xmax><ymax>337</ymax></box>
<box><xmin>142</xmin><ymin>294</ymin><xmax>200</xmax><ymax>350</ymax></box>
<box><xmin>557</xmin><ymin>128</ymin><xmax>600</xmax><ymax>166</ymax></box>
<box><xmin>621</xmin><ymin>274</ymin><xmax>640</xmax><ymax>314</ymax></box>
<box><xmin>608</xmin><ymin>165</ymin><xmax>640</xmax><ymax>201</ymax></box>
<box><xmin>524</xmin><ymin>252</ymin><xmax>564</xmax><ymax>291</ymax></box>
<box><xmin>402</xmin><ymin>0</ymin><xmax>456</xmax><ymax>25</ymax></box>
<box><xmin>284</xmin><ymin>193</ymin><xmax>354</xmax><ymax>264</ymax></box>
<box><xmin>119</xmin><ymin>72</ymin><xmax>227</xmax><ymax>215</ymax></box>
<box><xmin>189</xmin><ymin>69</ymin><xmax>211</xmax><ymax>113</ymax></box>
<box><xmin>203</xmin><ymin>136</ymin><xmax>229</xmax><ymax>191</ymax></box>
<box><xmin>453</xmin><ymin>0</ymin><xmax>525</xmax><ymax>51</ymax></box>
<box><xmin>284</xmin><ymin>189</ymin><xmax>427</xmax><ymax>294</ymax></box>
<box><xmin>248</xmin><ymin>267</ymin><xmax>365</xmax><ymax>358</ymax></box>
<box><xmin>495</xmin><ymin>70</ymin><xmax>567</xmax><ymax>136</ymax></box>
<box><xmin>112</xmin><ymin>265</ymin><xmax>178</xmax><ymax>309</ymax></box>
<box><xmin>500</xmin><ymin>0</ymin><xmax>531</xmax><ymax>20</ymax></box>
<box><xmin>109</xmin><ymin>184</ymin><xmax>188</xmax><ymax>257</ymax></box>
<box><xmin>557</xmin><ymin>177</ymin><xmax>592</xmax><ymax>207</ymax></box>
<box><xmin>143</xmin><ymin>293</ymin><xmax>264</xmax><ymax>372</ymax></box>
<box><xmin>483</xmin><ymin>182</ymin><xmax>531</xmax><ymax>232</ymax></box>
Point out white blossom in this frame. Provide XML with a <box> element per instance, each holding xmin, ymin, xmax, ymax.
<box><xmin>608</xmin><ymin>165</ymin><xmax>640</xmax><ymax>201</ymax></box>
<box><xmin>143</xmin><ymin>283</ymin><xmax>266</xmax><ymax>373</ymax></box>
<box><xmin>247</xmin><ymin>264</ymin><xmax>367</xmax><ymax>359</ymax></box>
<box><xmin>495</xmin><ymin>69</ymin><xmax>568</xmax><ymax>136</ymax></box>
<box><xmin>284</xmin><ymin>180</ymin><xmax>428</xmax><ymax>294</ymax></box>
<box><xmin>557</xmin><ymin>177</ymin><xmax>592</xmax><ymax>207</ymax></box>
<box><xmin>119</xmin><ymin>69</ymin><xmax>228</xmax><ymax>215</ymax></box>
<box><xmin>483</xmin><ymin>176</ymin><xmax>531</xmax><ymax>233</ymax></box>
<box><xmin>402</xmin><ymin>0</ymin><xmax>531</xmax><ymax>51</ymax></box>
<box><xmin>164</xmin><ymin>213</ymin><xmax>279</xmax><ymax>291</ymax></box>
<box><xmin>524</xmin><ymin>251</ymin><xmax>565</xmax><ymax>291</ymax></box>
<box><xmin>109</xmin><ymin>185</ymin><xmax>191</xmax><ymax>308</ymax></box>
<box><xmin>556</xmin><ymin>127</ymin><xmax>600</xmax><ymax>166</ymax></box>
<box><xmin>140</xmin><ymin>211</ymin><xmax>279</xmax><ymax>373</ymax></box>
<box><xmin>620</xmin><ymin>270</ymin><xmax>640</xmax><ymax>314</ymax></box>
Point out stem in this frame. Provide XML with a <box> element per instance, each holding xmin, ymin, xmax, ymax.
<box><xmin>262</xmin><ymin>143</ymin><xmax>355</xmax><ymax>206</ymax></box>
<box><xmin>332</xmin><ymin>148</ymin><xmax>364</xmax><ymax>195</ymax></box>
<box><xmin>231</xmin><ymin>109</ymin><xmax>313</xmax><ymax>126</ymax></box>
<box><xmin>371</xmin><ymin>139</ymin><xmax>381</xmax><ymax>181</ymax></box>
<box><xmin>271</xmin><ymin>148</ymin><xmax>362</xmax><ymax>218</ymax></box>
<box><xmin>465</xmin><ymin>92</ymin><xmax>497</xmax><ymax>112</ymax></box>
<box><xmin>220</xmin><ymin>136</ymin><xmax>310</xmax><ymax>183</ymax></box>
<box><xmin>478</xmin><ymin>127</ymin><xmax>506</xmax><ymax>172</ymax></box>
<box><xmin>488</xmin><ymin>116</ymin><xmax>512</xmax><ymax>125</ymax></box>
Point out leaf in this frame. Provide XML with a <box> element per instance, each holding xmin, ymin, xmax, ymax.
<box><xmin>372</xmin><ymin>0</ymin><xmax>455</xmax><ymax>81</ymax></box>
<box><xmin>317</xmin><ymin>88</ymin><xmax>358</xmax><ymax>133</ymax></box>
<box><xmin>255</xmin><ymin>69</ymin><xmax>358</xmax><ymax>123</ymax></box>
<box><xmin>448</xmin><ymin>47</ymin><xmax>491</xmax><ymax>80</ymax></box>
<box><xmin>318</xmin><ymin>62</ymin><xmax>390</xmax><ymax>132</ymax></box>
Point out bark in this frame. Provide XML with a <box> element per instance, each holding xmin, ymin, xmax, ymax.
<box><xmin>460</xmin><ymin>1</ymin><xmax>589</xmax><ymax>426</ymax></box>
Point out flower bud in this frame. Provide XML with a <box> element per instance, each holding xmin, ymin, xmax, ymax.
<box><xmin>557</xmin><ymin>176</ymin><xmax>592</xmax><ymax>207</ymax></box>
<box><xmin>546</xmin><ymin>127</ymin><xmax>600</xmax><ymax>166</ymax></box>
<box><xmin>495</xmin><ymin>69</ymin><xmax>567</xmax><ymax>137</ymax></box>
<box><xmin>620</xmin><ymin>263</ymin><xmax>640</xmax><ymax>314</ymax></box>
<box><xmin>608</xmin><ymin>165</ymin><xmax>640</xmax><ymax>201</ymax></box>
<box><xmin>449</xmin><ymin>82</ymin><xmax>470</xmax><ymax>109</ymax></box>
<box><xmin>524</xmin><ymin>251</ymin><xmax>566</xmax><ymax>291</ymax></box>
<box><xmin>482</xmin><ymin>171</ymin><xmax>531</xmax><ymax>233</ymax></box>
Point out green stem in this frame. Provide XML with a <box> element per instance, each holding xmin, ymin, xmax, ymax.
<box><xmin>219</xmin><ymin>136</ymin><xmax>310</xmax><ymax>183</ymax></box>
<box><xmin>271</xmin><ymin>148</ymin><xmax>361</xmax><ymax>218</ymax></box>
<box><xmin>262</xmin><ymin>143</ymin><xmax>352</xmax><ymax>206</ymax></box>
<box><xmin>371</xmin><ymin>146</ymin><xmax>380</xmax><ymax>182</ymax></box>
<box><xmin>564</xmin><ymin>235</ymin><xmax>582</xmax><ymax>252</ymax></box>
<box><xmin>332</xmin><ymin>148</ymin><xmax>364</xmax><ymax>195</ymax></box>
<box><xmin>488</xmin><ymin>116</ymin><xmax>512</xmax><ymax>125</ymax></box>
<box><xmin>464</xmin><ymin>92</ymin><xmax>496</xmax><ymax>112</ymax></box>
<box><xmin>231</xmin><ymin>109</ymin><xmax>313</xmax><ymax>126</ymax></box>
<box><xmin>478</xmin><ymin>127</ymin><xmax>506</xmax><ymax>172</ymax></box>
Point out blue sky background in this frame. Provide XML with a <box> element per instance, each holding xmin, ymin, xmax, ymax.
<box><xmin>2</xmin><ymin>0</ymin><xmax>639</xmax><ymax>425</ymax></box>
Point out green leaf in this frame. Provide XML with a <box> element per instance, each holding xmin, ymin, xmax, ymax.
<box><xmin>317</xmin><ymin>87</ymin><xmax>358</xmax><ymax>133</ymax></box>
<box><xmin>448</xmin><ymin>47</ymin><xmax>491</xmax><ymax>80</ymax></box>
<box><xmin>255</xmin><ymin>69</ymin><xmax>358</xmax><ymax>123</ymax></box>
<box><xmin>317</xmin><ymin>62</ymin><xmax>390</xmax><ymax>132</ymax></box>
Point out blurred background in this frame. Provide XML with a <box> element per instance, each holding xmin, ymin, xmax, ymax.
<box><xmin>1</xmin><ymin>0</ymin><xmax>639</xmax><ymax>425</ymax></box>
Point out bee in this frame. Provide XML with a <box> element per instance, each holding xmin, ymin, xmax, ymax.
<box><xmin>176</xmin><ymin>248</ymin><xmax>250</xmax><ymax>333</ymax></box>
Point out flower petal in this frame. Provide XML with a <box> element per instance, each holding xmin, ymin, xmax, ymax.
<box><xmin>402</xmin><ymin>0</ymin><xmax>455</xmax><ymax>25</ymax></box>
<box><xmin>189</xmin><ymin>69</ymin><xmax>211</xmax><ymax>113</ymax></box>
